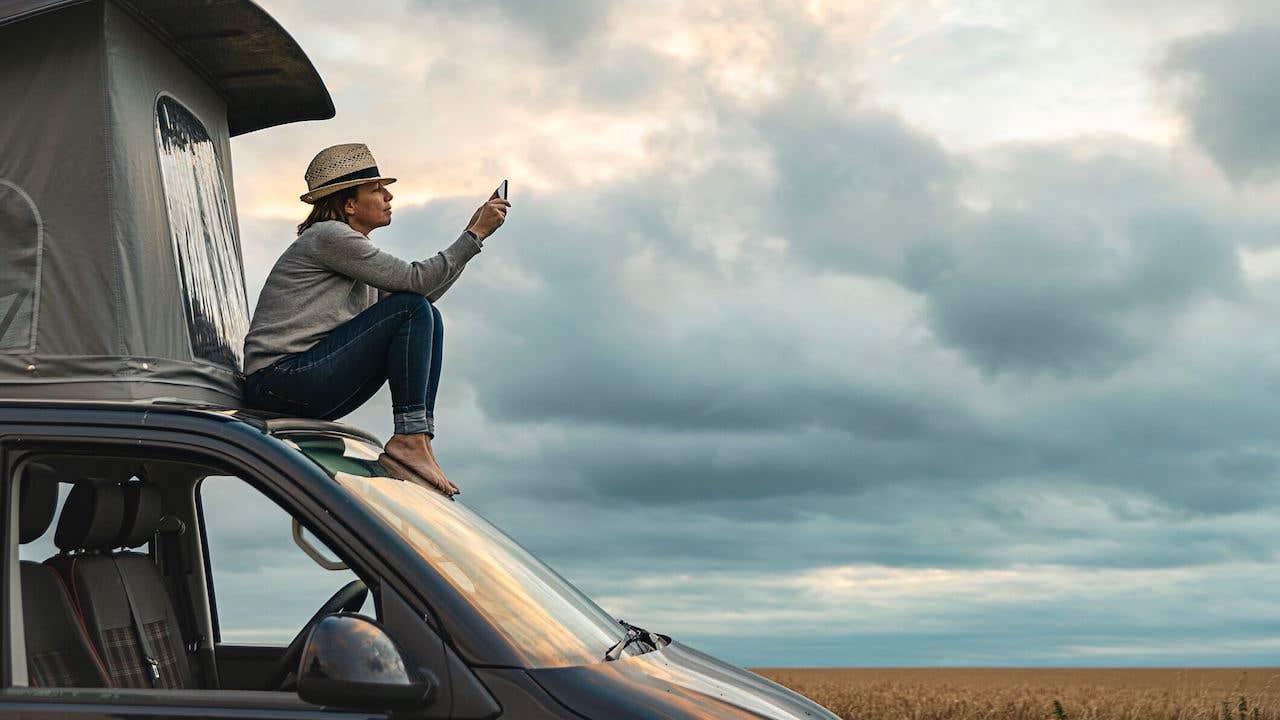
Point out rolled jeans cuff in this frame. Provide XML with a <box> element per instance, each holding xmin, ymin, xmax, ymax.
<box><xmin>394</xmin><ymin>409</ymin><xmax>434</xmax><ymax>437</ymax></box>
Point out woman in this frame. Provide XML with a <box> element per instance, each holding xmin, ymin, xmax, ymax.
<box><xmin>242</xmin><ymin>143</ymin><xmax>509</xmax><ymax>496</ymax></box>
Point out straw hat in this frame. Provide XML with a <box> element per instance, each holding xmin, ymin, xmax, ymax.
<box><xmin>300</xmin><ymin>143</ymin><xmax>397</xmax><ymax>203</ymax></box>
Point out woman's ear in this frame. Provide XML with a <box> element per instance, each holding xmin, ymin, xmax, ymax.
<box><xmin>343</xmin><ymin>195</ymin><xmax>357</xmax><ymax>218</ymax></box>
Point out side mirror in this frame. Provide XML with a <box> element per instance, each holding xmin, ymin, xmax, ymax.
<box><xmin>297</xmin><ymin>613</ymin><xmax>436</xmax><ymax>710</ymax></box>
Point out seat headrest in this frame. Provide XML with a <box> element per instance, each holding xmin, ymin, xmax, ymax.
<box><xmin>55</xmin><ymin>480</ymin><xmax>125</xmax><ymax>552</ymax></box>
<box><xmin>18</xmin><ymin>470</ymin><xmax>58</xmax><ymax>544</ymax></box>
<box><xmin>117</xmin><ymin>481</ymin><xmax>162</xmax><ymax>549</ymax></box>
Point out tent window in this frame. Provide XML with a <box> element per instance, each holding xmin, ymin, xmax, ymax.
<box><xmin>155</xmin><ymin>95</ymin><xmax>249</xmax><ymax>370</ymax></box>
<box><xmin>0</xmin><ymin>180</ymin><xmax>41</xmax><ymax>352</ymax></box>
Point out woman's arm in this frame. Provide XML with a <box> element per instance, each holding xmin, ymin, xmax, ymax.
<box><xmin>424</xmin><ymin>230</ymin><xmax>485</xmax><ymax>301</ymax></box>
<box><xmin>312</xmin><ymin>223</ymin><xmax>482</xmax><ymax>299</ymax></box>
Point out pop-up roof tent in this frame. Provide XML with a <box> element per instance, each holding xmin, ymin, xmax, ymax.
<box><xmin>0</xmin><ymin>0</ymin><xmax>333</xmax><ymax>406</ymax></box>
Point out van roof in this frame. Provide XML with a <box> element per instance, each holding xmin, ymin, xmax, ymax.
<box><xmin>0</xmin><ymin>0</ymin><xmax>335</xmax><ymax>135</ymax></box>
<box><xmin>0</xmin><ymin>397</ymin><xmax>382</xmax><ymax>446</ymax></box>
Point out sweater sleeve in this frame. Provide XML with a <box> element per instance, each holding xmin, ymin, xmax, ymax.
<box><xmin>311</xmin><ymin>223</ymin><xmax>482</xmax><ymax>301</ymax></box>
<box><xmin>425</xmin><ymin>231</ymin><xmax>484</xmax><ymax>302</ymax></box>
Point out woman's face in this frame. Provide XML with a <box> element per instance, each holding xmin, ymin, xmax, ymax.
<box><xmin>344</xmin><ymin>181</ymin><xmax>394</xmax><ymax>233</ymax></box>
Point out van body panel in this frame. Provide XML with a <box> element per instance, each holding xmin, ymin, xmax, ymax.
<box><xmin>528</xmin><ymin>642</ymin><xmax>838</xmax><ymax>720</ymax></box>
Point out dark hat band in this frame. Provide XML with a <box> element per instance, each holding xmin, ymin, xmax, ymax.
<box><xmin>317</xmin><ymin>165</ymin><xmax>382</xmax><ymax>189</ymax></box>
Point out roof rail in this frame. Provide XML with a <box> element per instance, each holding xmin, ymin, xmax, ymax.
<box><xmin>136</xmin><ymin>397</ymin><xmax>223</xmax><ymax>407</ymax></box>
<box><xmin>264</xmin><ymin>418</ymin><xmax>383</xmax><ymax>446</ymax></box>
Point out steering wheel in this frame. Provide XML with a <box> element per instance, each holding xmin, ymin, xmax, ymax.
<box><xmin>268</xmin><ymin>579</ymin><xmax>368</xmax><ymax>691</ymax></box>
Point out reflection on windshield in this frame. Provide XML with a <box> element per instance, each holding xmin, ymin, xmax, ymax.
<box><xmin>289</xmin><ymin>434</ymin><xmax>627</xmax><ymax>669</ymax></box>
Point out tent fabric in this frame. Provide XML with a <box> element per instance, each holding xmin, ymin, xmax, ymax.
<box><xmin>105</xmin><ymin>0</ymin><xmax>247</xmax><ymax>371</ymax></box>
<box><xmin>0</xmin><ymin>0</ymin><xmax>334</xmax><ymax>136</ymax></box>
<box><xmin>0</xmin><ymin>181</ymin><xmax>40</xmax><ymax>352</ymax></box>
<box><xmin>0</xmin><ymin>0</ymin><xmax>263</xmax><ymax>406</ymax></box>
<box><xmin>0</xmin><ymin>2</ymin><xmax>114</xmax><ymax>361</ymax></box>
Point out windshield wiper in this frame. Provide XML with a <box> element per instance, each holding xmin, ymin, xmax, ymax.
<box><xmin>603</xmin><ymin>620</ymin><xmax>670</xmax><ymax>662</ymax></box>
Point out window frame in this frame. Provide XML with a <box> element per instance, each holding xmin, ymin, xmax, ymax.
<box><xmin>1</xmin><ymin>442</ymin><xmax>23</xmax><ymax>687</ymax></box>
<box><xmin>0</xmin><ymin>179</ymin><xmax>43</xmax><ymax>354</ymax></box>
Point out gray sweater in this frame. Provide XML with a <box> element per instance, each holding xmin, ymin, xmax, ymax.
<box><xmin>242</xmin><ymin>220</ymin><xmax>483</xmax><ymax>375</ymax></box>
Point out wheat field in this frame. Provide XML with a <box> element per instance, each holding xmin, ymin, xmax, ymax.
<box><xmin>751</xmin><ymin>668</ymin><xmax>1280</xmax><ymax>720</ymax></box>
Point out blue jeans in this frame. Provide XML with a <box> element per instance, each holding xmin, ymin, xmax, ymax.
<box><xmin>244</xmin><ymin>292</ymin><xmax>443</xmax><ymax>436</ymax></box>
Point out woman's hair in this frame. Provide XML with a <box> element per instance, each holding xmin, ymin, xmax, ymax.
<box><xmin>297</xmin><ymin>187</ymin><xmax>359</xmax><ymax>235</ymax></box>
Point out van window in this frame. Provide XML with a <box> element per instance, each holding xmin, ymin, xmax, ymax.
<box><xmin>155</xmin><ymin>95</ymin><xmax>249</xmax><ymax>370</ymax></box>
<box><xmin>0</xmin><ymin>180</ymin><xmax>41</xmax><ymax>352</ymax></box>
<box><xmin>199</xmin><ymin>475</ymin><xmax>364</xmax><ymax>646</ymax></box>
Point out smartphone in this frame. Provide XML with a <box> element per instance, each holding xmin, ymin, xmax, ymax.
<box><xmin>495</xmin><ymin>179</ymin><xmax>508</xmax><ymax>200</ymax></box>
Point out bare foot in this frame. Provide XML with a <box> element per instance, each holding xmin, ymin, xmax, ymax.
<box><xmin>382</xmin><ymin>433</ymin><xmax>460</xmax><ymax>497</ymax></box>
<box><xmin>420</xmin><ymin>435</ymin><xmax>457</xmax><ymax>495</ymax></box>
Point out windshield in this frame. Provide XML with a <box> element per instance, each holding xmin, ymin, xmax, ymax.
<box><xmin>286</xmin><ymin>433</ymin><xmax>629</xmax><ymax>668</ymax></box>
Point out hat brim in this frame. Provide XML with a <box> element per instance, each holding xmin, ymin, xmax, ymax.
<box><xmin>301</xmin><ymin>176</ymin><xmax>397</xmax><ymax>204</ymax></box>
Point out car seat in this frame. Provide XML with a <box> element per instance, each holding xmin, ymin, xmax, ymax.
<box><xmin>17</xmin><ymin>471</ymin><xmax>110</xmax><ymax>687</ymax></box>
<box><xmin>46</xmin><ymin>479</ymin><xmax>192</xmax><ymax>689</ymax></box>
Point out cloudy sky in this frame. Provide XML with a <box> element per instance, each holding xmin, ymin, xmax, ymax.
<box><xmin>223</xmin><ymin>0</ymin><xmax>1280</xmax><ymax>667</ymax></box>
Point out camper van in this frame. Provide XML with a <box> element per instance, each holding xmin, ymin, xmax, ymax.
<box><xmin>0</xmin><ymin>1</ymin><xmax>838</xmax><ymax>718</ymax></box>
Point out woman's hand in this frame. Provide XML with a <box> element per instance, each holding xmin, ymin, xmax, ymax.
<box><xmin>467</xmin><ymin>193</ymin><xmax>510</xmax><ymax>241</ymax></box>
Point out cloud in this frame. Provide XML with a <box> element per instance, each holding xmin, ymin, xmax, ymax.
<box><xmin>308</xmin><ymin>30</ymin><xmax>1266</xmax><ymax>527</ymax></box>
<box><xmin>225</xmin><ymin>0</ymin><xmax>1280</xmax><ymax>666</ymax></box>
<box><xmin>755</xmin><ymin>93</ymin><xmax>962</xmax><ymax>278</ymax></box>
<box><xmin>911</xmin><ymin>140</ymin><xmax>1242</xmax><ymax>376</ymax></box>
<box><xmin>921</xmin><ymin>203</ymin><xmax>1240</xmax><ymax>376</ymax></box>
<box><xmin>1165</xmin><ymin>23</ymin><xmax>1280</xmax><ymax>182</ymax></box>
<box><xmin>412</xmin><ymin>0</ymin><xmax>615</xmax><ymax>59</ymax></box>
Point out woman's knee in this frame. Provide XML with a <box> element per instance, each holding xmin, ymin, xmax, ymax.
<box><xmin>383</xmin><ymin>291</ymin><xmax>434</xmax><ymax>317</ymax></box>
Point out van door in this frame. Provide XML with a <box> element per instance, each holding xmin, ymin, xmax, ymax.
<box><xmin>0</xmin><ymin>428</ymin><xmax>461</xmax><ymax>720</ymax></box>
